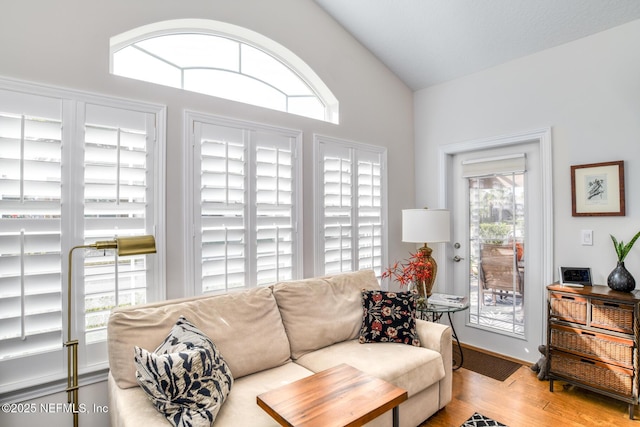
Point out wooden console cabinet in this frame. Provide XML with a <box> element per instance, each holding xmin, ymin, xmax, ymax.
<box><xmin>547</xmin><ymin>284</ymin><xmax>640</xmax><ymax>419</ymax></box>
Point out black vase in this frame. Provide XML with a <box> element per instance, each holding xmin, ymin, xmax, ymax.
<box><xmin>607</xmin><ymin>262</ymin><xmax>636</xmax><ymax>292</ymax></box>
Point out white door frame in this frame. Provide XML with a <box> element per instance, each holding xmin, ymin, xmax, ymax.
<box><xmin>437</xmin><ymin>128</ymin><xmax>554</xmax><ymax>349</ymax></box>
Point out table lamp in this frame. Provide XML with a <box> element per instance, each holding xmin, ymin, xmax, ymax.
<box><xmin>402</xmin><ymin>209</ymin><xmax>450</xmax><ymax>297</ymax></box>
<box><xmin>66</xmin><ymin>235</ymin><xmax>156</xmax><ymax>427</ymax></box>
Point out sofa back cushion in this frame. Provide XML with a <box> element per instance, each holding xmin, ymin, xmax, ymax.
<box><xmin>108</xmin><ymin>286</ymin><xmax>291</xmax><ymax>389</ymax></box>
<box><xmin>272</xmin><ymin>270</ymin><xmax>380</xmax><ymax>359</ymax></box>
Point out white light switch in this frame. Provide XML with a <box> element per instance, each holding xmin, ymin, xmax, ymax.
<box><xmin>581</xmin><ymin>229</ymin><xmax>593</xmax><ymax>246</ymax></box>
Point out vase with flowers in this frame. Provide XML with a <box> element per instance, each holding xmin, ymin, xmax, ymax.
<box><xmin>608</xmin><ymin>231</ymin><xmax>640</xmax><ymax>292</ymax></box>
<box><xmin>382</xmin><ymin>250</ymin><xmax>434</xmax><ymax>306</ymax></box>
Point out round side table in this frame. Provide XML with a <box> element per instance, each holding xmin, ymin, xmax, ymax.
<box><xmin>417</xmin><ymin>303</ymin><xmax>469</xmax><ymax>370</ymax></box>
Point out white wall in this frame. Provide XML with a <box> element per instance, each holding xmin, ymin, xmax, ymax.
<box><xmin>415</xmin><ymin>20</ymin><xmax>640</xmax><ymax>296</ymax></box>
<box><xmin>0</xmin><ymin>1</ymin><xmax>414</xmax><ymax>426</ymax></box>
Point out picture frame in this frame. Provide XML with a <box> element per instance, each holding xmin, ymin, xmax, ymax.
<box><xmin>571</xmin><ymin>160</ymin><xmax>625</xmax><ymax>216</ymax></box>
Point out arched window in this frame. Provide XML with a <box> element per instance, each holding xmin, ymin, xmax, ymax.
<box><xmin>110</xmin><ymin>19</ymin><xmax>339</xmax><ymax>123</ymax></box>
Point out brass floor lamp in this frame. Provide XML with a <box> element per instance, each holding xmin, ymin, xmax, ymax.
<box><xmin>66</xmin><ymin>235</ymin><xmax>156</xmax><ymax>427</ymax></box>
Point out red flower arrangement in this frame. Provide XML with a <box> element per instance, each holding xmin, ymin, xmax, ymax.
<box><xmin>382</xmin><ymin>250</ymin><xmax>433</xmax><ymax>296</ymax></box>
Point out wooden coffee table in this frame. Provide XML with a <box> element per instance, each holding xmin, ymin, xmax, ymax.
<box><xmin>257</xmin><ymin>363</ymin><xmax>408</xmax><ymax>427</ymax></box>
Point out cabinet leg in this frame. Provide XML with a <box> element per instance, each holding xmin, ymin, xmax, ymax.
<box><xmin>549</xmin><ymin>379</ymin><xmax>553</xmax><ymax>392</ymax></box>
<box><xmin>629</xmin><ymin>403</ymin><xmax>634</xmax><ymax>420</ymax></box>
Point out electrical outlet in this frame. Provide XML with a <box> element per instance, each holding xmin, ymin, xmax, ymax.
<box><xmin>581</xmin><ymin>229</ymin><xmax>593</xmax><ymax>246</ymax></box>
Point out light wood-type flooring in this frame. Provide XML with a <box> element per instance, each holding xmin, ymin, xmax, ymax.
<box><xmin>421</xmin><ymin>363</ymin><xmax>639</xmax><ymax>426</ymax></box>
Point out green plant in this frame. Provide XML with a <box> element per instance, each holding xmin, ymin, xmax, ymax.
<box><xmin>610</xmin><ymin>231</ymin><xmax>640</xmax><ymax>262</ymax></box>
<box><xmin>479</xmin><ymin>222</ymin><xmax>512</xmax><ymax>245</ymax></box>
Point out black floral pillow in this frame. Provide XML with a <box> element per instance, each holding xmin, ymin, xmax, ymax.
<box><xmin>359</xmin><ymin>290</ymin><xmax>420</xmax><ymax>347</ymax></box>
<box><xmin>134</xmin><ymin>316</ymin><xmax>233</xmax><ymax>427</ymax></box>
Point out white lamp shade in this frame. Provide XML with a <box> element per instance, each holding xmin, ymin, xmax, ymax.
<box><xmin>402</xmin><ymin>209</ymin><xmax>451</xmax><ymax>243</ymax></box>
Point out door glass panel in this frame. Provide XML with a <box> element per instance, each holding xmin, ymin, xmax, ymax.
<box><xmin>468</xmin><ymin>173</ymin><xmax>525</xmax><ymax>336</ymax></box>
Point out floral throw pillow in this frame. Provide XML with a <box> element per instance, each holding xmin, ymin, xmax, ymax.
<box><xmin>359</xmin><ymin>290</ymin><xmax>421</xmax><ymax>347</ymax></box>
<box><xmin>134</xmin><ymin>316</ymin><xmax>234</xmax><ymax>427</ymax></box>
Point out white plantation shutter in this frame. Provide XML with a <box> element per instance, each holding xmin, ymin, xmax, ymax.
<box><xmin>190</xmin><ymin>114</ymin><xmax>301</xmax><ymax>294</ymax></box>
<box><xmin>0</xmin><ymin>81</ymin><xmax>164</xmax><ymax>394</ymax></box>
<box><xmin>321</xmin><ymin>145</ymin><xmax>354</xmax><ymax>274</ymax></box>
<box><xmin>197</xmin><ymin>123</ymin><xmax>247</xmax><ymax>292</ymax></box>
<box><xmin>255</xmin><ymin>132</ymin><xmax>295</xmax><ymax>285</ymax></box>
<box><xmin>314</xmin><ymin>135</ymin><xmax>387</xmax><ymax>278</ymax></box>
<box><xmin>0</xmin><ymin>90</ymin><xmax>62</xmax><ymax>375</ymax></box>
<box><xmin>357</xmin><ymin>152</ymin><xmax>383</xmax><ymax>273</ymax></box>
<box><xmin>0</xmin><ymin>91</ymin><xmax>64</xmax><ymax>387</ymax></box>
<box><xmin>82</xmin><ymin>104</ymin><xmax>158</xmax><ymax>349</ymax></box>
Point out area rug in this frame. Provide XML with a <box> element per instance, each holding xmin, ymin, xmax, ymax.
<box><xmin>461</xmin><ymin>412</ymin><xmax>509</xmax><ymax>427</ymax></box>
<box><xmin>459</xmin><ymin>346</ymin><xmax>522</xmax><ymax>381</ymax></box>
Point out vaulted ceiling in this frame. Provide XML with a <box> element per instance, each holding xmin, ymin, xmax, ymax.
<box><xmin>313</xmin><ymin>0</ymin><xmax>640</xmax><ymax>90</ymax></box>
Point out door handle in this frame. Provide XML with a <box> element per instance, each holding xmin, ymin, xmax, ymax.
<box><xmin>453</xmin><ymin>255</ymin><xmax>464</xmax><ymax>262</ymax></box>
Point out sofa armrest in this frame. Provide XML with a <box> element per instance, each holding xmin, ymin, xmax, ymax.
<box><xmin>416</xmin><ymin>319</ymin><xmax>452</xmax><ymax>409</ymax></box>
<box><xmin>416</xmin><ymin>319</ymin><xmax>450</xmax><ymax>353</ymax></box>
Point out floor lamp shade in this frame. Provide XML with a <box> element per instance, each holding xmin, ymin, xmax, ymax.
<box><xmin>66</xmin><ymin>234</ymin><xmax>156</xmax><ymax>427</ymax></box>
<box><xmin>402</xmin><ymin>209</ymin><xmax>451</xmax><ymax>244</ymax></box>
<box><xmin>116</xmin><ymin>235</ymin><xmax>156</xmax><ymax>255</ymax></box>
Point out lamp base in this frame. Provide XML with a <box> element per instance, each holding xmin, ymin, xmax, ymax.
<box><xmin>417</xmin><ymin>243</ymin><xmax>437</xmax><ymax>298</ymax></box>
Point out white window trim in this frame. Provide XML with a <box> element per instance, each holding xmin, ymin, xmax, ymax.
<box><xmin>183</xmin><ymin>111</ymin><xmax>303</xmax><ymax>296</ymax></box>
<box><xmin>312</xmin><ymin>134</ymin><xmax>388</xmax><ymax>277</ymax></box>
<box><xmin>0</xmin><ymin>76</ymin><xmax>166</xmax><ymax>397</ymax></box>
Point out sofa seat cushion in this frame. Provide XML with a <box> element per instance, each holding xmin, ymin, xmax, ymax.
<box><xmin>214</xmin><ymin>362</ymin><xmax>314</xmax><ymax>427</ymax></box>
<box><xmin>109</xmin><ymin>372</ymin><xmax>171</xmax><ymax>427</ymax></box>
<box><xmin>109</xmin><ymin>363</ymin><xmax>313</xmax><ymax>427</ymax></box>
<box><xmin>272</xmin><ymin>270</ymin><xmax>380</xmax><ymax>359</ymax></box>
<box><xmin>108</xmin><ymin>286</ymin><xmax>291</xmax><ymax>389</ymax></box>
<box><xmin>294</xmin><ymin>340</ymin><xmax>445</xmax><ymax>397</ymax></box>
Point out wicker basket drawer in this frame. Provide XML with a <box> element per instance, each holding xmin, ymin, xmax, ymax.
<box><xmin>550</xmin><ymin>293</ymin><xmax>587</xmax><ymax>324</ymax></box>
<box><xmin>550</xmin><ymin>324</ymin><xmax>634</xmax><ymax>368</ymax></box>
<box><xmin>591</xmin><ymin>299</ymin><xmax>635</xmax><ymax>334</ymax></box>
<box><xmin>550</xmin><ymin>351</ymin><xmax>633</xmax><ymax>397</ymax></box>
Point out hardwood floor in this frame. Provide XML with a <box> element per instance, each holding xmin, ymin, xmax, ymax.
<box><xmin>421</xmin><ymin>364</ymin><xmax>639</xmax><ymax>426</ymax></box>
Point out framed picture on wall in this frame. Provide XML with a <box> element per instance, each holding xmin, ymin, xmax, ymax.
<box><xmin>571</xmin><ymin>160</ymin><xmax>625</xmax><ymax>216</ymax></box>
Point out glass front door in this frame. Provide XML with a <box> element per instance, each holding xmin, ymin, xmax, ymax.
<box><xmin>446</xmin><ymin>135</ymin><xmax>549</xmax><ymax>363</ymax></box>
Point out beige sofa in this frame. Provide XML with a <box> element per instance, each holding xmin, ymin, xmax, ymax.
<box><xmin>107</xmin><ymin>270</ymin><xmax>452</xmax><ymax>427</ymax></box>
